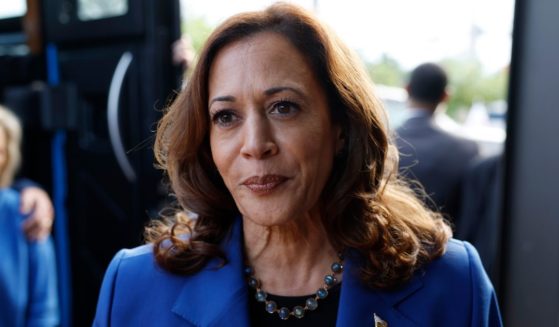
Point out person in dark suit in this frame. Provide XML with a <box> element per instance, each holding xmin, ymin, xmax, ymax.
<box><xmin>94</xmin><ymin>4</ymin><xmax>501</xmax><ymax>326</ymax></box>
<box><xmin>395</xmin><ymin>63</ymin><xmax>479</xmax><ymax>221</ymax></box>
<box><xmin>457</xmin><ymin>153</ymin><xmax>504</xmax><ymax>285</ymax></box>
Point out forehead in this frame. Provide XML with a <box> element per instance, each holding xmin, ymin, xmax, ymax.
<box><xmin>208</xmin><ymin>31</ymin><xmax>317</xmax><ymax>91</ymax></box>
<box><xmin>216</xmin><ymin>31</ymin><xmax>303</xmax><ymax>62</ymax></box>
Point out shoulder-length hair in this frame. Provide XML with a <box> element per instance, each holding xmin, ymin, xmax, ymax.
<box><xmin>0</xmin><ymin>105</ymin><xmax>22</xmax><ymax>188</ymax></box>
<box><xmin>147</xmin><ymin>2</ymin><xmax>451</xmax><ymax>289</ymax></box>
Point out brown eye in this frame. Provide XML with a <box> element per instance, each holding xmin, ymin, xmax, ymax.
<box><xmin>212</xmin><ymin>110</ymin><xmax>239</xmax><ymax>127</ymax></box>
<box><xmin>270</xmin><ymin>101</ymin><xmax>299</xmax><ymax>116</ymax></box>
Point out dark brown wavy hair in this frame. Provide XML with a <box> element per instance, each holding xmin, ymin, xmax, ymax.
<box><xmin>147</xmin><ymin>2</ymin><xmax>451</xmax><ymax>289</ymax></box>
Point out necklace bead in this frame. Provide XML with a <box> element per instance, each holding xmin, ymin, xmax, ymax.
<box><xmin>278</xmin><ymin>307</ymin><xmax>290</xmax><ymax>320</ymax></box>
<box><xmin>316</xmin><ymin>287</ymin><xmax>328</xmax><ymax>299</ymax></box>
<box><xmin>255</xmin><ymin>290</ymin><xmax>267</xmax><ymax>302</ymax></box>
<box><xmin>248</xmin><ymin>277</ymin><xmax>259</xmax><ymax>289</ymax></box>
<box><xmin>265</xmin><ymin>301</ymin><xmax>277</xmax><ymax>313</ymax></box>
<box><xmin>324</xmin><ymin>274</ymin><xmax>336</xmax><ymax>286</ymax></box>
<box><xmin>293</xmin><ymin>306</ymin><xmax>305</xmax><ymax>318</ymax></box>
<box><xmin>331</xmin><ymin>262</ymin><xmax>343</xmax><ymax>273</ymax></box>
<box><xmin>306</xmin><ymin>297</ymin><xmax>318</xmax><ymax>310</ymax></box>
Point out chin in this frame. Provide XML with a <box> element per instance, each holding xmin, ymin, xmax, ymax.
<box><xmin>233</xmin><ymin>191</ymin><xmax>316</xmax><ymax>228</ymax></box>
<box><xmin>241</xmin><ymin>211</ymin><xmax>295</xmax><ymax>228</ymax></box>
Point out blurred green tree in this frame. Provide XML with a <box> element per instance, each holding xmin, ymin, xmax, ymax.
<box><xmin>366</xmin><ymin>54</ymin><xmax>406</xmax><ymax>87</ymax></box>
<box><xmin>183</xmin><ymin>16</ymin><xmax>213</xmax><ymax>53</ymax></box>
<box><xmin>441</xmin><ymin>58</ymin><xmax>508</xmax><ymax>118</ymax></box>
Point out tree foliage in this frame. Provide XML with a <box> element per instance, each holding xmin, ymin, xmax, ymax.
<box><xmin>182</xmin><ymin>16</ymin><xmax>213</xmax><ymax>53</ymax></box>
<box><xmin>366</xmin><ymin>54</ymin><xmax>406</xmax><ymax>87</ymax></box>
<box><xmin>440</xmin><ymin>58</ymin><xmax>508</xmax><ymax>117</ymax></box>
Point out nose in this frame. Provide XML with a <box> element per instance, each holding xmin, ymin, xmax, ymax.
<box><xmin>240</xmin><ymin>114</ymin><xmax>278</xmax><ymax>159</ymax></box>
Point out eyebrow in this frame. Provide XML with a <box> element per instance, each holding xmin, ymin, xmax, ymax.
<box><xmin>264</xmin><ymin>86</ymin><xmax>305</xmax><ymax>97</ymax></box>
<box><xmin>209</xmin><ymin>95</ymin><xmax>236</xmax><ymax>108</ymax></box>
<box><xmin>209</xmin><ymin>86</ymin><xmax>305</xmax><ymax>108</ymax></box>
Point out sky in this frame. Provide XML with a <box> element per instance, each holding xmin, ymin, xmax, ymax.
<box><xmin>180</xmin><ymin>0</ymin><xmax>515</xmax><ymax>73</ymax></box>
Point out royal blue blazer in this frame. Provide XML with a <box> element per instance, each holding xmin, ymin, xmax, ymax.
<box><xmin>94</xmin><ymin>218</ymin><xmax>502</xmax><ymax>326</ymax></box>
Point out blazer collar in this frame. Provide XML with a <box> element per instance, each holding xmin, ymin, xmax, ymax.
<box><xmin>171</xmin><ymin>218</ymin><xmax>425</xmax><ymax>327</ymax></box>
<box><xmin>171</xmin><ymin>218</ymin><xmax>250</xmax><ymax>327</ymax></box>
<box><xmin>336</xmin><ymin>251</ymin><xmax>424</xmax><ymax>327</ymax></box>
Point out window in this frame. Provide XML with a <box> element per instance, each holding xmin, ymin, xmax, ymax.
<box><xmin>0</xmin><ymin>1</ymin><xmax>26</xmax><ymax>20</ymax></box>
<box><xmin>78</xmin><ymin>0</ymin><xmax>127</xmax><ymax>21</ymax></box>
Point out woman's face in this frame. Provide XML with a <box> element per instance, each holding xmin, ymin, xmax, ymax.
<box><xmin>208</xmin><ymin>31</ymin><xmax>342</xmax><ymax>227</ymax></box>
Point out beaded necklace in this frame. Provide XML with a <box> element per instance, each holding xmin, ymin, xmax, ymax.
<box><xmin>245</xmin><ymin>252</ymin><xmax>344</xmax><ymax>320</ymax></box>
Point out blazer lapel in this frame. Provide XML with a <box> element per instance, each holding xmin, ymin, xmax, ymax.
<box><xmin>171</xmin><ymin>218</ymin><xmax>250</xmax><ymax>327</ymax></box>
<box><xmin>336</xmin><ymin>252</ymin><xmax>423</xmax><ymax>327</ymax></box>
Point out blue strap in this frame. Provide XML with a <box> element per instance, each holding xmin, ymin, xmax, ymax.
<box><xmin>46</xmin><ymin>43</ymin><xmax>72</xmax><ymax>327</ymax></box>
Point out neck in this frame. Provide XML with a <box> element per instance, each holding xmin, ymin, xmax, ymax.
<box><xmin>408</xmin><ymin>99</ymin><xmax>437</xmax><ymax>114</ymax></box>
<box><xmin>243</xmin><ymin>213</ymin><xmax>338</xmax><ymax>296</ymax></box>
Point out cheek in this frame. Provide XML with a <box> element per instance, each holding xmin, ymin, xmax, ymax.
<box><xmin>210</xmin><ymin>135</ymin><xmax>237</xmax><ymax>184</ymax></box>
<box><xmin>291</xmin><ymin>128</ymin><xmax>337</xmax><ymax>176</ymax></box>
<box><xmin>301</xmin><ymin>122</ymin><xmax>338</xmax><ymax>157</ymax></box>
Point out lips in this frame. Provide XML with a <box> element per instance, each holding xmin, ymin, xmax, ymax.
<box><xmin>241</xmin><ymin>175</ymin><xmax>288</xmax><ymax>194</ymax></box>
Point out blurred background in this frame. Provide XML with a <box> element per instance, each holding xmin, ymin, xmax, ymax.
<box><xmin>180</xmin><ymin>0</ymin><xmax>512</xmax><ymax>157</ymax></box>
<box><xmin>0</xmin><ymin>0</ymin><xmax>558</xmax><ymax>326</ymax></box>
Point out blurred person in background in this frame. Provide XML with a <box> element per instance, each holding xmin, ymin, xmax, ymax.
<box><xmin>172</xmin><ymin>34</ymin><xmax>197</xmax><ymax>90</ymax></box>
<box><xmin>457</xmin><ymin>153</ymin><xmax>504</xmax><ymax>286</ymax></box>
<box><xmin>13</xmin><ymin>181</ymin><xmax>54</xmax><ymax>241</ymax></box>
<box><xmin>395</xmin><ymin>63</ymin><xmax>479</xmax><ymax>222</ymax></box>
<box><xmin>94</xmin><ymin>4</ymin><xmax>501</xmax><ymax>326</ymax></box>
<box><xmin>0</xmin><ymin>105</ymin><xmax>59</xmax><ymax>327</ymax></box>
<box><xmin>0</xmin><ymin>88</ymin><xmax>54</xmax><ymax>241</ymax></box>
<box><xmin>172</xmin><ymin>35</ymin><xmax>196</xmax><ymax>72</ymax></box>
<box><xmin>0</xmin><ymin>0</ymin><xmax>55</xmax><ymax>242</ymax></box>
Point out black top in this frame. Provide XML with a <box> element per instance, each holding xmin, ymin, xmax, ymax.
<box><xmin>249</xmin><ymin>284</ymin><xmax>341</xmax><ymax>327</ymax></box>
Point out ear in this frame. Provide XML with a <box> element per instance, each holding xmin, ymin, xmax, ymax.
<box><xmin>441</xmin><ymin>89</ymin><xmax>449</xmax><ymax>103</ymax></box>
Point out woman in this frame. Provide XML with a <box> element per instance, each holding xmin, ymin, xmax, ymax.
<box><xmin>94</xmin><ymin>3</ymin><xmax>501</xmax><ymax>326</ymax></box>
<box><xmin>0</xmin><ymin>105</ymin><xmax>59</xmax><ymax>326</ymax></box>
